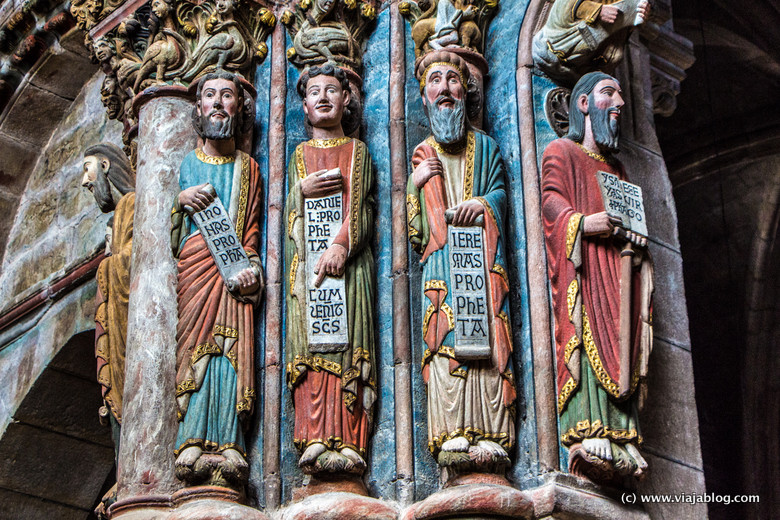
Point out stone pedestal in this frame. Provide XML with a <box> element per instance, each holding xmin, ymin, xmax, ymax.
<box><xmin>111</xmin><ymin>87</ymin><xmax>196</xmax><ymax>515</ymax></box>
<box><xmin>280</xmin><ymin>491</ymin><xmax>399</xmax><ymax>520</ymax></box>
<box><xmin>401</xmin><ymin>483</ymin><xmax>534</xmax><ymax>520</ymax></box>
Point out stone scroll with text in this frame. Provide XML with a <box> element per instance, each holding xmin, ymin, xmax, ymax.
<box><xmin>597</xmin><ymin>170</ymin><xmax>648</xmax><ymax>237</ymax></box>
<box><xmin>304</xmin><ymin>168</ymin><xmax>349</xmax><ymax>353</ymax></box>
<box><xmin>446</xmin><ymin>211</ymin><xmax>491</xmax><ymax>360</ymax></box>
<box><xmin>185</xmin><ymin>184</ymin><xmax>251</xmax><ymax>293</ymax></box>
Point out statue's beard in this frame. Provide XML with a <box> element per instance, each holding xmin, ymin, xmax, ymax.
<box><xmin>93</xmin><ymin>169</ymin><xmax>115</xmax><ymax>213</ymax></box>
<box><xmin>591</xmin><ymin>103</ymin><xmax>620</xmax><ymax>153</ymax></box>
<box><xmin>199</xmin><ymin>110</ymin><xmax>236</xmax><ymax>141</ymax></box>
<box><xmin>427</xmin><ymin>96</ymin><xmax>466</xmax><ymax>145</ymax></box>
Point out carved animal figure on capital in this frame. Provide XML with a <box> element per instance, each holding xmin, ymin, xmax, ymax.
<box><xmin>541</xmin><ymin>71</ymin><xmax>653</xmax><ymax>484</ymax></box>
<box><xmin>291</xmin><ymin>0</ymin><xmax>354</xmax><ymax>65</ymax></box>
<box><xmin>532</xmin><ymin>0</ymin><xmax>651</xmax><ymax>85</ymax></box>
<box><xmin>406</xmin><ymin>51</ymin><xmax>516</xmax><ymax>478</ymax></box>
<box><xmin>171</xmin><ymin>71</ymin><xmax>264</xmax><ymax>490</ymax></box>
<box><xmin>133</xmin><ymin>0</ymin><xmax>186</xmax><ymax>91</ymax></box>
<box><xmin>81</xmin><ymin>142</ymin><xmax>135</xmax><ymax>517</ymax></box>
<box><xmin>285</xmin><ymin>63</ymin><xmax>376</xmax><ymax>477</ymax></box>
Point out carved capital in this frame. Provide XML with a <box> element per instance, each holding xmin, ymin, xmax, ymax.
<box><xmin>82</xmin><ymin>0</ymin><xmax>275</xmax><ymax>136</ymax></box>
<box><xmin>639</xmin><ymin>20</ymin><xmax>695</xmax><ymax>117</ymax></box>
<box><xmin>281</xmin><ymin>0</ymin><xmax>379</xmax><ymax>73</ymax></box>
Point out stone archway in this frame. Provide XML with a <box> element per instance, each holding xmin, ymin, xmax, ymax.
<box><xmin>0</xmin><ymin>330</ymin><xmax>115</xmax><ymax>519</ymax></box>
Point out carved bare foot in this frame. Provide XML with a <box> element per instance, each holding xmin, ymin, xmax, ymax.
<box><xmin>441</xmin><ymin>436</ymin><xmax>470</xmax><ymax>452</ymax></box>
<box><xmin>582</xmin><ymin>438</ymin><xmax>612</xmax><ymax>462</ymax></box>
<box><xmin>299</xmin><ymin>442</ymin><xmax>327</xmax><ymax>468</ymax></box>
<box><xmin>625</xmin><ymin>443</ymin><xmax>648</xmax><ymax>477</ymax></box>
<box><xmin>175</xmin><ymin>446</ymin><xmax>202</xmax><ymax>481</ymax></box>
<box><xmin>340</xmin><ymin>447</ymin><xmax>367</xmax><ymax>473</ymax></box>
<box><xmin>219</xmin><ymin>448</ymin><xmax>249</xmax><ymax>483</ymax></box>
<box><xmin>477</xmin><ymin>439</ymin><xmax>508</xmax><ymax>459</ymax></box>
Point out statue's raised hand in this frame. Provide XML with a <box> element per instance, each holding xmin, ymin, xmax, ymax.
<box><xmin>179</xmin><ymin>183</ymin><xmax>214</xmax><ymax>212</ymax></box>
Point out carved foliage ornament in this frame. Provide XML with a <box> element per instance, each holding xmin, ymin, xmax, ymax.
<box><xmin>545</xmin><ymin>86</ymin><xmax>571</xmax><ymax>138</ymax></box>
<box><xmin>281</xmin><ymin>0</ymin><xmax>379</xmax><ymax>71</ymax></box>
<box><xmin>87</xmin><ymin>0</ymin><xmax>275</xmax><ymax>127</ymax></box>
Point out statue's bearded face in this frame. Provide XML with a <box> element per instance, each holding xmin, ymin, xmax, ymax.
<box><xmin>82</xmin><ymin>155</ymin><xmax>115</xmax><ymax>213</ymax></box>
<box><xmin>302</xmin><ymin>74</ymin><xmax>348</xmax><ymax>131</ymax></box>
<box><xmin>423</xmin><ymin>64</ymin><xmax>467</xmax><ymax>145</ymax></box>
<box><xmin>197</xmin><ymin>78</ymin><xmax>239</xmax><ymax>141</ymax></box>
<box><xmin>588</xmin><ymin>78</ymin><xmax>624</xmax><ymax>153</ymax></box>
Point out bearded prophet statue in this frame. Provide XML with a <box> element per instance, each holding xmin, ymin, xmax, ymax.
<box><xmin>406</xmin><ymin>51</ymin><xmax>516</xmax><ymax>477</ymax></box>
<box><xmin>541</xmin><ymin>71</ymin><xmax>653</xmax><ymax>483</ymax></box>
<box><xmin>171</xmin><ymin>72</ymin><xmax>264</xmax><ymax>489</ymax></box>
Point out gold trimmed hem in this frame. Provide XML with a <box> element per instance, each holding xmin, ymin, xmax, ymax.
<box><xmin>560</xmin><ymin>419</ymin><xmax>643</xmax><ymax>447</ymax></box>
<box><xmin>307</xmin><ymin>136</ymin><xmax>352</xmax><ymax>149</ymax></box>
<box><xmin>195</xmin><ymin>148</ymin><xmax>235</xmax><ymax>165</ymax></box>
<box><xmin>566</xmin><ymin>213</ymin><xmax>583</xmax><ymax>258</ymax></box>
<box><xmin>293</xmin><ymin>436</ymin><xmax>367</xmax><ymax>457</ymax></box>
<box><xmin>428</xmin><ymin>427</ymin><xmax>512</xmax><ymax>454</ymax></box>
<box><xmin>175</xmin><ymin>439</ymin><xmax>246</xmax><ymax>457</ymax></box>
<box><xmin>235</xmin><ymin>153</ymin><xmax>249</xmax><ymax>240</ymax></box>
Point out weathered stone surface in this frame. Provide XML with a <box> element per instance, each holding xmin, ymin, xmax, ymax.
<box><xmin>13</xmin><ymin>365</ymin><xmax>113</xmax><ymax>447</ymax></box>
<box><xmin>637</xmin><ymin>452</ymin><xmax>707</xmax><ymax>519</ymax></box>
<box><xmin>169</xmin><ymin>496</ymin><xmax>270</xmax><ymax>520</ymax></box>
<box><xmin>0</xmin><ymin>422</ymin><xmax>114</xmax><ymax>509</ymax></box>
<box><xmin>5</xmin><ymin>243</ymin><xmax>67</xmax><ymax>300</ymax></box>
<box><xmin>645</xmin><ymin>244</ymin><xmax>691</xmax><ymax>348</ymax></box>
<box><xmin>618</xmin><ymin>140</ymin><xmax>681</xmax><ymax>251</ymax></box>
<box><xmin>0</xmin><ymin>84</ymin><xmax>73</xmax><ymax>147</ymax></box>
<box><xmin>0</xmin><ymin>488</ymin><xmax>88</xmax><ymax>520</ymax></box>
<box><xmin>5</xmin><ymin>195</ymin><xmax>58</xmax><ymax>256</ymax></box>
<box><xmin>639</xmin><ymin>339</ymin><xmax>702</xmax><ymax>469</ymax></box>
<box><xmin>0</xmin><ymin>132</ymin><xmax>38</xmax><ymax>196</ymax></box>
<box><xmin>531</xmin><ymin>473</ymin><xmax>650</xmax><ymax>520</ymax></box>
<box><xmin>401</xmin><ymin>483</ymin><xmax>534</xmax><ymax>520</ymax></box>
<box><xmin>47</xmin><ymin>329</ymin><xmax>100</xmax><ymax>381</ymax></box>
<box><xmin>117</xmin><ymin>92</ymin><xmax>195</xmax><ymax>501</ymax></box>
<box><xmin>30</xmin><ymin>49</ymin><xmax>97</xmax><ymax>101</ymax></box>
<box><xmin>281</xmin><ymin>491</ymin><xmax>399</xmax><ymax>520</ymax></box>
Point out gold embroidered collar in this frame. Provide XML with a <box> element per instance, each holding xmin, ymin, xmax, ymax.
<box><xmin>196</xmin><ymin>148</ymin><xmax>236</xmax><ymax>165</ymax></box>
<box><xmin>575</xmin><ymin>142</ymin><xmax>611</xmax><ymax>164</ymax></box>
<box><xmin>307</xmin><ymin>136</ymin><xmax>352</xmax><ymax>148</ymax></box>
<box><xmin>427</xmin><ymin>132</ymin><xmax>470</xmax><ymax>155</ymax></box>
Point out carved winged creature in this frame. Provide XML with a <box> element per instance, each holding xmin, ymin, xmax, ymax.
<box><xmin>133</xmin><ymin>0</ymin><xmax>186</xmax><ymax>91</ymax></box>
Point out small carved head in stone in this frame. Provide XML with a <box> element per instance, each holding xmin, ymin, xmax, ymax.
<box><xmin>298</xmin><ymin>63</ymin><xmax>360</xmax><ymax>136</ymax></box>
<box><xmin>193</xmin><ymin>72</ymin><xmax>252</xmax><ymax>143</ymax></box>
<box><xmin>215</xmin><ymin>0</ymin><xmax>238</xmax><ymax>17</ymax></box>
<box><xmin>417</xmin><ymin>51</ymin><xmax>472</xmax><ymax>145</ymax></box>
<box><xmin>100</xmin><ymin>75</ymin><xmax>122</xmax><ymax>120</ymax></box>
<box><xmin>92</xmin><ymin>36</ymin><xmax>115</xmax><ymax>64</ymax></box>
<box><xmin>568</xmin><ymin>71</ymin><xmax>625</xmax><ymax>154</ymax></box>
<box><xmin>82</xmin><ymin>143</ymin><xmax>135</xmax><ymax>213</ymax></box>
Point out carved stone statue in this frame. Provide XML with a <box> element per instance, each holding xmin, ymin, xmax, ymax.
<box><xmin>133</xmin><ymin>0</ymin><xmax>186</xmax><ymax>91</ymax></box>
<box><xmin>171</xmin><ymin>72</ymin><xmax>264</xmax><ymax>489</ymax></box>
<box><xmin>285</xmin><ymin>63</ymin><xmax>376</xmax><ymax>477</ymax></box>
<box><xmin>281</xmin><ymin>0</ymin><xmax>378</xmax><ymax>71</ymax></box>
<box><xmin>81</xmin><ymin>142</ymin><xmax>135</xmax><ymax>516</ymax></box>
<box><xmin>406</xmin><ymin>51</ymin><xmax>515</xmax><ymax>479</ymax></box>
<box><xmin>400</xmin><ymin>0</ymin><xmax>495</xmax><ymax>59</ymax></box>
<box><xmin>541</xmin><ymin>71</ymin><xmax>653</xmax><ymax>484</ymax></box>
<box><xmin>532</xmin><ymin>0</ymin><xmax>651</xmax><ymax>85</ymax></box>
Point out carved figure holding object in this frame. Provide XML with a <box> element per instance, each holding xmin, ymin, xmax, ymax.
<box><xmin>541</xmin><ymin>72</ymin><xmax>654</xmax><ymax>485</ymax></box>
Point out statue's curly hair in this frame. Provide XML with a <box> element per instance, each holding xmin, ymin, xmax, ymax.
<box><xmin>297</xmin><ymin>63</ymin><xmax>360</xmax><ymax>136</ymax></box>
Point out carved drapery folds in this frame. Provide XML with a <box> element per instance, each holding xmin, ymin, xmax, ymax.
<box><xmin>280</xmin><ymin>0</ymin><xmax>378</xmax><ymax>72</ymax></box>
<box><xmin>84</xmin><ymin>0</ymin><xmax>275</xmax><ymax>138</ymax></box>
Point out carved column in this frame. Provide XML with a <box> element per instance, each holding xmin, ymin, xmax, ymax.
<box><xmin>112</xmin><ymin>88</ymin><xmax>193</xmax><ymax>517</ymax></box>
<box><xmin>76</xmin><ymin>1</ymin><xmax>274</xmax><ymax>517</ymax></box>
